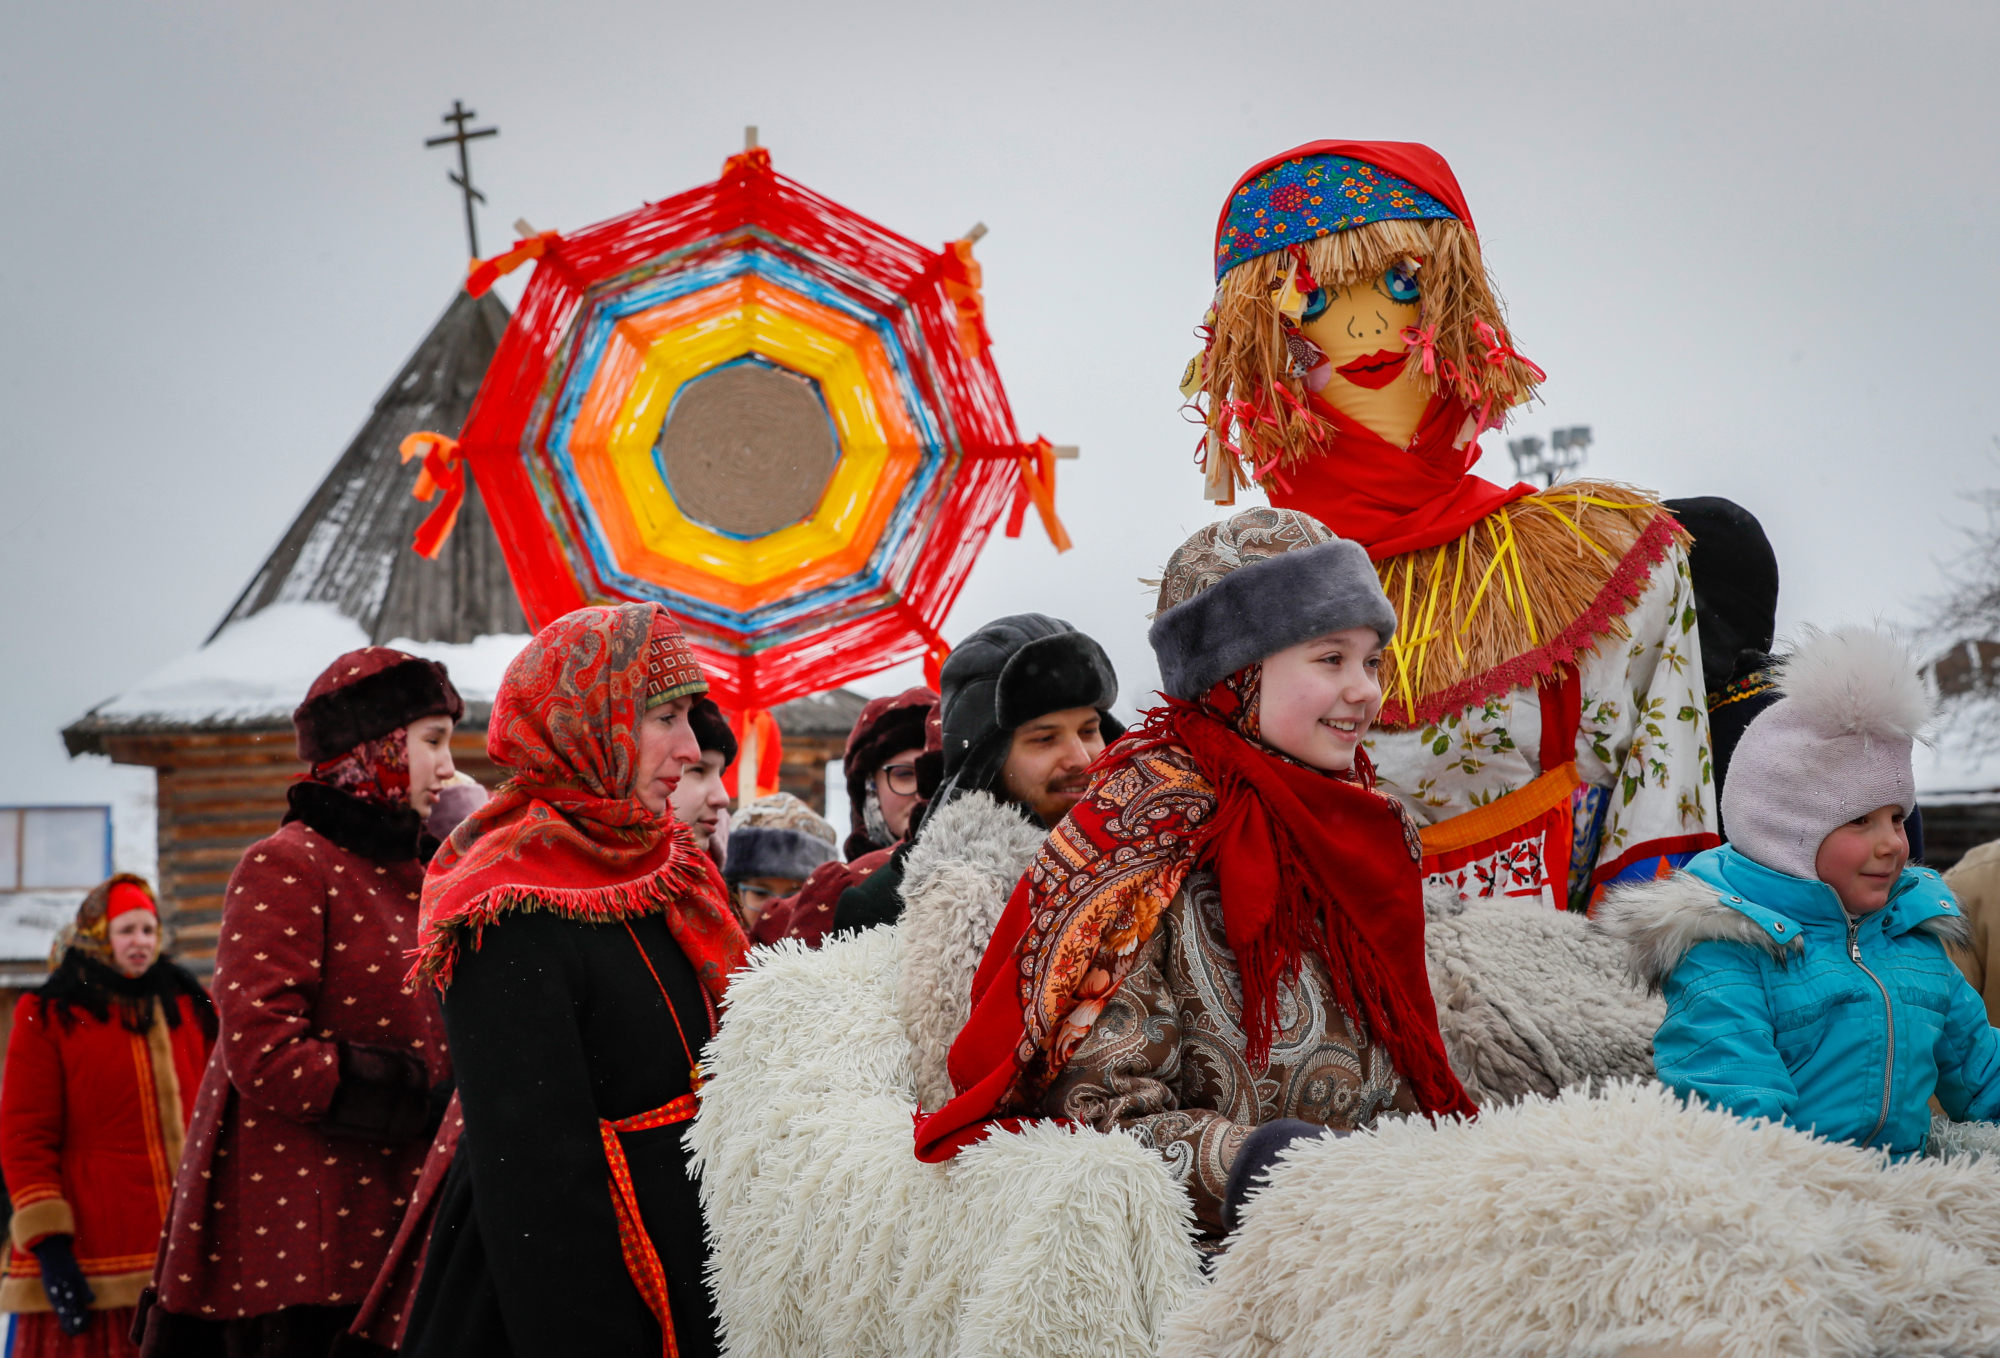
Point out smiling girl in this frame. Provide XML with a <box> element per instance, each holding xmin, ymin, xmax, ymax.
<box><xmin>915</xmin><ymin>509</ymin><xmax>1475</xmax><ymax>1243</ymax></box>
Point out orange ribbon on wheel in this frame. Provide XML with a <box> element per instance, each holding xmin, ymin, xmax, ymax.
<box><xmin>1003</xmin><ymin>436</ymin><xmax>1072</xmax><ymax>553</ymax></box>
<box><xmin>398</xmin><ymin>432</ymin><xmax>465</xmax><ymax>559</ymax></box>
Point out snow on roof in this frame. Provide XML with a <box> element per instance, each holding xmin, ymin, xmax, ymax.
<box><xmin>81</xmin><ymin>602</ymin><xmax>530</xmax><ymax>731</ymax></box>
<box><xmin>0</xmin><ymin>891</ymin><xmax>81</xmax><ymax>970</ymax></box>
<box><xmin>1917</xmin><ymin>697</ymin><xmax>2000</xmax><ymax>802</ymax></box>
<box><xmin>68</xmin><ymin>600</ymin><xmax>868</xmax><ymax>746</ymax></box>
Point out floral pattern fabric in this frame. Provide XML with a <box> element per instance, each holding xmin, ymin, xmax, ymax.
<box><xmin>1367</xmin><ymin>541</ymin><xmax>1718</xmax><ymax>909</ymax></box>
<box><xmin>309</xmin><ymin>727</ymin><xmax>411</xmax><ymax>809</ymax></box>
<box><xmin>1217</xmin><ymin>154</ymin><xmax>1457</xmax><ymax>277</ymax></box>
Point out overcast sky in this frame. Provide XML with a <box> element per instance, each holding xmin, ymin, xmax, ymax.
<box><xmin>5</xmin><ymin>0</ymin><xmax>1997</xmax><ymax>825</ymax></box>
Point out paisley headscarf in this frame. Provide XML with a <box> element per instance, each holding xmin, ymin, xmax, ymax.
<box><xmin>308</xmin><ymin>729</ymin><xmax>412</xmax><ymax>808</ymax></box>
<box><xmin>411</xmin><ymin>604</ymin><xmax>746</xmax><ymax>999</ymax></box>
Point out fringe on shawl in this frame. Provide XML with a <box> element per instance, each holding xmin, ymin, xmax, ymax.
<box><xmin>407</xmin><ymin>849</ymin><xmax>719</xmax><ymax>991</ymax></box>
<box><xmin>1374</xmin><ymin>484</ymin><xmax>1687</xmax><ymax>727</ymax></box>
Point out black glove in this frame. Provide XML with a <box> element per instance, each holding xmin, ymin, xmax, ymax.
<box><xmin>1222</xmin><ymin>1118</ymin><xmax>1345</xmax><ymax>1234</ymax></box>
<box><xmin>321</xmin><ymin>1042</ymin><xmax>431</xmax><ymax>1141</ymax></box>
<box><xmin>31</xmin><ymin>1233</ymin><xmax>93</xmax><ymax>1335</ymax></box>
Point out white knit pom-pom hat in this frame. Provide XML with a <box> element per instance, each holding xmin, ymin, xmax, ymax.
<box><xmin>1722</xmin><ymin>624</ymin><xmax>1932</xmax><ymax>880</ymax></box>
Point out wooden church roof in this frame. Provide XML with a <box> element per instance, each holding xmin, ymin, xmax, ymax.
<box><xmin>214</xmin><ymin>288</ymin><xmax>526</xmax><ymax>647</ymax></box>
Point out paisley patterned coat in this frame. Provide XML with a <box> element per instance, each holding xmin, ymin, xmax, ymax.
<box><xmin>1040</xmin><ymin>868</ymin><xmax>1418</xmax><ymax>1238</ymax></box>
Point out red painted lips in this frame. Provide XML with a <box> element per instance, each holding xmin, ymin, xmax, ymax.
<box><xmin>1334</xmin><ymin>349</ymin><xmax>1409</xmax><ymax>391</ymax></box>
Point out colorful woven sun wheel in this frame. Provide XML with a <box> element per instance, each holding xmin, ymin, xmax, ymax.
<box><xmin>407</xmin><ymin>144</ymin><xmax>1070</xmax><ymax>761</ymax></box>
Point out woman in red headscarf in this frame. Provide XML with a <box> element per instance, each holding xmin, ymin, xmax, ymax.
<box><xmin>398</xmin><ymin>603</ymin><xmax>748</xmax><ymax>1358</ymax></box>
<box><xmin>0</xmin><ymin>876</ymin><xmax>213</xmax><ymax>1356</ymax></box>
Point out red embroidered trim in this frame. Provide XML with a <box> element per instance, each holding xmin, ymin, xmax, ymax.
<box><xmin>1379</xmin><ymin>511</ymin><xmax>1683</xmax><ymax>728</ymax></box>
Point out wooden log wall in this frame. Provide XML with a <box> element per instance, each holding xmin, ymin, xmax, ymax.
<box><xmin>100</xmin><ymin>728</ymin><xmax>507</xmax><ymax>977</ymax></box>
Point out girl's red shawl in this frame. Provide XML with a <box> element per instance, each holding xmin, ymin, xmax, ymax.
<box><xmin>914</xmin><ymin>685</ymin><xmax>1475</xmax><ymax>1163</ymax></box>
<box><xmin>410</xmin><ymin>603</ymin><xmax>747</xmax><ymax>1001</ymax></box>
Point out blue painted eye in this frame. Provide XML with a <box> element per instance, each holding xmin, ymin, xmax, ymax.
<box><xmin>1301</xmin><ymin>287</ymin><xmax>1330</xmax><ymax>322</ymax></box>
<box><xmin>1384</xmin><ymin>263</ymin><xmax>1421</xmax><ymax>303</ymax></box>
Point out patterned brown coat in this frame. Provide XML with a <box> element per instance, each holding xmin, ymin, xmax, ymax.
<box><xmin>1040</xmin><ymin>868</ymin><xmax>1417</xmax><ymax>1239</ymax></box>
<box><xmin>150</xmin><ymin>812</ymin><xmax>449</xmax><ymax>1321</ymax></box>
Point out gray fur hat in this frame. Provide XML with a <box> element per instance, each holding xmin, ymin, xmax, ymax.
<box><xmin>722</xmin><ymin>793</ymin><xmax>839</xmax><ymax>887</ymax></box>
<box><xmin>1147</xmin><ymin>508</ymin><xmax>1397</xmax><ymax>701</ymax></box>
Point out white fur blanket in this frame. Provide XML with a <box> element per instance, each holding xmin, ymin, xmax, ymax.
<box><xmin>687</xmin><ymin>926</ymin><xmax>1204</xmax><ymax>1358</ymax></box>
<box><xmin>1164</xmin><ymin>1080</ymin><xmax>2000</xmax><ymax>1358</ymax></box>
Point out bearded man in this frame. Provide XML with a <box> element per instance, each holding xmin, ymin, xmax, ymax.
<box><xmin>831</xmin><ymin>614</ymin><xmax>1124</xmax><ymax>935</ymax></box>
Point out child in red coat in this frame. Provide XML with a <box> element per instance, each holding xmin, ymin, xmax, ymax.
<box><xmin>0</xmin><ymin>876</ymin><xmax>215</xmax><ymax>1355</ymax></box>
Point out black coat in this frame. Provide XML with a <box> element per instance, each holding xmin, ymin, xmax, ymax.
<box><xmin>830</xmin><ymin>838</ymin><xmax>915</xmax><ymax>935</ymax></box>
<box><xmin>401</xmin><ymin>908</ymin><xmax>717</xmax><ymax>1358</ymax></box>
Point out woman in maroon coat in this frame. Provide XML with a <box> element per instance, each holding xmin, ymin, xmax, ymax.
<box><xmin>138</xmin><ymin>649</ymin><xmax>463</xmax><ymax>1358</ymax></box>
<box><xmin>0</xmin><ymin>875</ymin><xmax>214</xmax><ymax>1356</ymax></box>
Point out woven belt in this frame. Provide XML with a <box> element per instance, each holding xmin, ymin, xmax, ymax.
<box><xmin>601</xmin><ymin>1092</ymin><xmax>701</xmax><ymax>1358</ymax></box>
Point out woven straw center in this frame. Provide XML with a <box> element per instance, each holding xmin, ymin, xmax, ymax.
<box><xmin>657</xmin><ymin>363</ymin><xmax>838</xmax><ymax>538</ymax></box>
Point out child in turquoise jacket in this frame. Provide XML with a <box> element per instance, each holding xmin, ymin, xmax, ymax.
<box><xmin>1598</xmin><ymin>626</ymin><xmax>2000</xmax><ymax>1158</ymax></box>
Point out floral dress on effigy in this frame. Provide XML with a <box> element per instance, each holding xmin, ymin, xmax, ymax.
<box><xmin>1364</xmin><ymin>491</ymin><xmax>1718</xmax><ymax>912</ymax></box>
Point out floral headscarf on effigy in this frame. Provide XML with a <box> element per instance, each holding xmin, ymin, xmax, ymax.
<box><xmin>411</xmin><ymin>603</ymin><xmax>746</xmax><ymax>998</ymax></box>
<box><xmin>1188</xmin><ymin>140</ymin><xmax>1547</xmax><ymax>558</ymax></box>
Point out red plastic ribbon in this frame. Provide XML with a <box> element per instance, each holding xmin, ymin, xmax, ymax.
<box><xmin>398</xmin><ymin>432</ymin><xmax>465</xmax><ymax>559</ymax></box>
<box><xmin>465</xmin><ymin>231</ymin><xmax>561</xmax><ymax>299</ymax></box>
<box><xmin>1286</xmin><ymin>243</ymin><xmax>1320</xmax><ymax>294</ymax></box>
<box><xmin>718</xmin><ymin>708</ymin><xmax>783</xmax><ymax>801</ymax></box>
<box><xmin>1473</xmin><ymin>320</ymin><xmax>1548</xmax><ymax>384</ymax></box>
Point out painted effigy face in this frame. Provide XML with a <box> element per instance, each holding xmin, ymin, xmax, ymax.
<box><xmin>1298</xmin><ymin>264</ymin><xmax>1426</xmax><ymax>447</ymax></box>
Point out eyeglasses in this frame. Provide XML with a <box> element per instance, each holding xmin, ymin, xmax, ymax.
<box><xmin>880</xmin><ymin>763</ymin><xmax>919</xmax><ymax>796</ymax></box>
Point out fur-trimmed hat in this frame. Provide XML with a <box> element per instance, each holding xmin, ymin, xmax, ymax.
<box><xmin>293</xmin><ymin>648</ymin><xmax>464</xmax><ymax>764</ymax></box>
<box><xmin>1148</xmin><ymin>508</ymin><xmax>1397</xmax><ymax>701</ymax></box>
<box><xmin>840</xmin><ymin>687</ymin><xmax>937</xmax><ymax>859</ymax></box>
<box><xmin>933</xmin><ymin>615</ymin><xmax>1124</xmax><ymax>810</ymax></box>
<box><xmin>723</xmin><ymin>792</ymin><xmax>840</xmax><ymax>888</ymax></box>
<box><xmin>1723</xmin><ymin>625</ymin><xmax>1931</xmax><ymax>881</ymax></box>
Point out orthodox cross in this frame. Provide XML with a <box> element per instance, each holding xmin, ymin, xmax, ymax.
<box><xmin>425</xmin><ymin>100</ymin><xmax>498</xmax><ymax>257</ymax></box>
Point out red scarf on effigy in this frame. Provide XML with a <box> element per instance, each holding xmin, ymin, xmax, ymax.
<box><xmin>1266</xmin><ymin>392</ymin><xmax>1537</xmax><ymax>562</ymax></box>
<box><xmin>410</xmin><ymin>603</ymin><xmax>747</xmax><ymax>1000</ymax></box>
<box><xmin>914</xmin><ymin>673</ymin><xmax>1475</xmax><ymax>1163</ymax></box>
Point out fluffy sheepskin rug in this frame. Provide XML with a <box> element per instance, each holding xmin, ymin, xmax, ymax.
<box><xmin>1162</xmin><ymin>1079</ymin><xmax>2000</xmax><ymax>1358</ymax></box>
<box><xmin>688</xmin><ymin>926</ymin><xmax>1204</xmax><ymax>1358</ymax></box>
<box><xmin>1424</xmin><ymin>885</ymin><xmax>1664</xmax><ymax>1105</ymax></box>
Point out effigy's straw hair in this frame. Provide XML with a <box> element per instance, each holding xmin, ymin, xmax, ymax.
<box><xmin>1371</xmin><ymin>483</ymin><xmax>1687</xmax><ymax>727</ymax></box>
<box><xmin>1199</xmin><ymin>217</ymin><xmax>1542</xmax><ymax>490</ymax></box>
